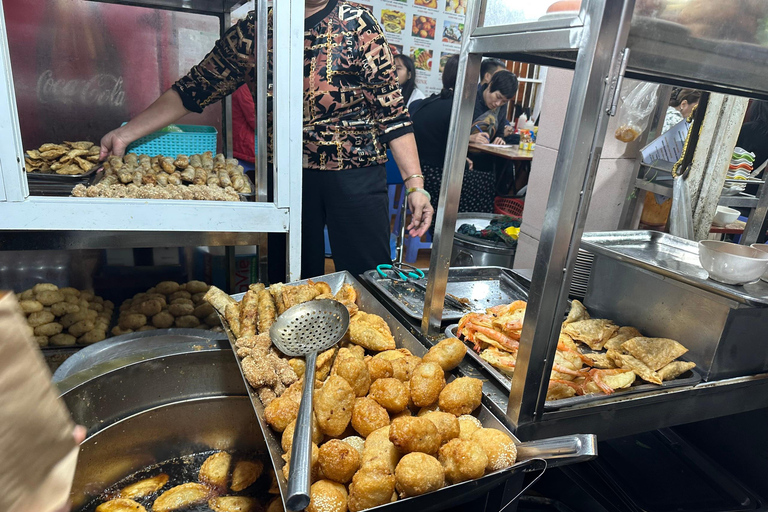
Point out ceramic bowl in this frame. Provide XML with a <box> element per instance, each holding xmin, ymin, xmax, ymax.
<box><xmin>750</xmin><ymin>243</ymin><xmax>768</xmax><ymax>282</ymax></box>
<box><xmin>699</xmin><ymin>240</ymin><xmax>768</xmax><ymax>285</ymax></box>
<box><xmin>712</xmin><ymin>206</ymin><xmax>740</xmax><ymax>227</ymax></box>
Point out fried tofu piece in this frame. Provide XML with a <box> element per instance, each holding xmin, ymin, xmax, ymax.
<box><xmin>562</xmin><ymin>319</ymin><xmax>619</xmax><ymax>351</ymax></box>
<box><xmin>603</xmin><ymin>326</ymin><xmax>643</xmax><ymax>352</ymax></box>
<box><xmin>153</xmin><ymin>483</ymin><xmax>211</xmax><ymax>512</ymax></box>
<box><xmin>349</xmin><ymin>312</ymin><xmax>396</xmax><ymax>351</ymax></box>
<box><xmin>564</xmin><ymin>299</ymin><xmax>590</xmax><ymax>325</ymax></box>
<box><xmin>606</xmin><ymin>349</ymin><xmax>662</xmax><ymax>385</ymax></box>
<box><xmin>118</xmin><ymin>474</ymin><xmax>169</xmax><ymax>499</ymax></box>
<box><xmin>658</xmin><ymin>360</ymin><xmax>696</xmax><ymax>381</ymax></box>
<box><xmin>620</xmin><ymin>337</ymin><xmax>688</xmax><ymax>371</ymax></box>
<box><xmin>199</xmin><ymin>452</ymin><xmax>232</xmax><ymax>492</ymax></box>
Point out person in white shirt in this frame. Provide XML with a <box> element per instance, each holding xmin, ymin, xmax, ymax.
<box><xmin>394</xmin><ymin>54</ymin><xmax>426</xmax><ymax>109</ymax></box>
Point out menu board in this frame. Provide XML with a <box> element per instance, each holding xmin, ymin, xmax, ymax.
<box><xmin>353</xmin><ymin>0</ymin><xmax>467</xmax><ymax>95</ymax></box>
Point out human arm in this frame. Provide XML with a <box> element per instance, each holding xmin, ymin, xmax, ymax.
<box><xmin>389</xmin><ymin>133</ymin><xmax>432</xmax><ymax>238</ymax></box>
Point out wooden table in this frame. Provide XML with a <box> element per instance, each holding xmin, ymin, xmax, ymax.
<box><xmin>469</xmin><ymin>143</ymin><xmax>534</xmax><ymax>161</ymax></box>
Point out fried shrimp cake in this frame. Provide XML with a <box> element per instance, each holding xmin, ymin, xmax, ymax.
<box><xmin>352</xmin><ymin>396</ymin><xmax>391</xmax><ymax>438</ymax></box>
<box><xmin>410</xmin><ymin>362</ymin><xmax>446</xmax><ymax>408</ymax></box>
<box><xmin>318</xmin><ymin>439</ymin><xmax>361</xmax><ymax>484</ymax></box>
<box><xmin>314</xmin><ymin>375</ymin><xmax>355</xmax><ymax>436</ymax></box>
<box><xmin>438</xmin><ymin>377</ymin><xmax>483</xmax><ymax>416</ymax></box>
<box><xmin>389</xmin><ymin>416</ymin><xmax>440</xmax><ymax>455</ymax></box>
<box><xmin>471</xmin><ymin>428</ymin><xmax>518</xmax><ymax>471</ymax></box>
<box><xmin>395</xmin><ymin>452</ymin><xmax>445</xmax><ymax>497</ymax></box>
<box><xmin>423</xmin><ymin>337</ymin><xmax>467</xmax><ymax>371</ymax></box>
<box><xmin>439</xmin><ymin>438</ymin><xmax>488</xmax><ymax>483</ymax></box>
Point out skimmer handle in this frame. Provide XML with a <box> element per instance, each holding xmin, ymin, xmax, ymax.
<box><xmin>286</xmin><ymin>350</ymin><xmax>318</xmax><ymax>511</ymax></box>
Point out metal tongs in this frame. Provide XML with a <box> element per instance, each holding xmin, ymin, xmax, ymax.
<box><xmin>376</xmin><ymin>262</ymin><xmax>470</xmax><ymax>311</ymax></box>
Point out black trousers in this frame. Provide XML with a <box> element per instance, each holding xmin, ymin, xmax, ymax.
<box><xmin>268</xmin><ymin>165</ymin><xmax>391</xmax><ymax>283</ymax></box>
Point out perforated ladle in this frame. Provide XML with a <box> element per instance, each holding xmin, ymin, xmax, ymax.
<box><xmin>269</xmin><ymin>299</ymin><xmax>350</xmax><ymax>511</ymax></box>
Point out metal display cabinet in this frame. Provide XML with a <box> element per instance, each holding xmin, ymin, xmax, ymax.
<box><xmin>422</xmin><ymin>0</ymin><xmax>768</xmax><ymax>440</ymax></box>
<box><xmin>0</xmin><ymin>0</ymin><xmax>304</xmax><ymax>282</ymax></box>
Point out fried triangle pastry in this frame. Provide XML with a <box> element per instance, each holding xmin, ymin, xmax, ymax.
<box><xmin>620</xmin><ymin>337</ymin><xmax>688</xmax><ymax>371</ymax></box>
<box><xmin>657</xmin><ymin>360</ymin><xmax>696</xmax><ymax>381</ymax></box>
<box><xmin>564</xmin><ymin>299</ymin><xmax>590</xmax><ymax>325</ymax></box>
<box><xmin>583</xmin><ymin>352</ymin><xmax>616</xmax><ymax>369</ymax></box>
<box><xmin>561</xmin><ymin>319</ymin><xmax>618</xmax><ymax>351</ymax></box>
<box><xmin>606</xmin><ymin>349</ymin><xmax>662</xmax><ymax>385</ymax></box>
<box><xmin>603</xmin><ymin>326</ymin><xmax>643</xmax><ymax>352</ymax></box>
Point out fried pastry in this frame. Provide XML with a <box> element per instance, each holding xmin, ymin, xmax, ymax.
<box><xmin>423</xmin><ymin>337</ymin><xmax>467</xmax><ymax>371</ymax></box>
<box><xmin>366</xmin><ymin>357</ymin><xmax>394</xmax><ymax>381</ymax></box>
<box><xmin>264</xmin><ymin>380</ymin><xmax>302</xmax><ymax>431</ymax></box>
<box><xmin>96</xmin><ymin>499</ymin><xmax>147</xmax><ymax>512</ymax></box>
<box><xmin>438</xmin><ymin>377</ymin><xmax>483</xmax><ymax>416</ymax></box>
<box><xmin>389</xmin><ymin>416</ymin><xmax>440</xmax><ymax>455</ymax></box>
<box><xmin>349</xmin><ymin>311</ymin><xmax>396</xmax><ymax>351</ymax></box>
<box><xmin>118</xmin><ymin>474</ymin><xmax>169</xmax><ymax>499</ymax></box>
<box><xmin>208</xmin><ymin>496</ymin><xmax>260</xmax><ymax>512</ymax></box>
<box><xmin>603</xmin><ymin>326</ymin><xmax>643</xmax><ymax>351</ymax></box>
<box><xmin>361</xmin><ymin>426</ymin><xmax>400</xmax><ymax>473</ymax></box>
<box><xmin>391</xmin><ymin>355</ymin><xmax>421</xmax><ymax>382</ymax></box>
<box><xmin>282</xmin><ymin>414</ymin><xmax>324</xmax><ymax>454</ymax></box>
<box><xmin>369</xmin><ymin>378</ymin><xmax>409</xmax><ymax>413</ymax></box>
<box><xmin>332</xmin><ymin>354</ymin><xmax>371</xmax><ymax>397</ymax></box>
<box><xmin>658</xmin><ymin>360</ymin><xmax>697</xmax><ymax>381</ymax></box>
<box><xmin>348</xmin><ymin>469</ymin><xmax>396</xmax><ymax>512</ymax></box>
<box><xmin>421</xmin><ymin>411</ymin><xmax>460</xmax><ymax>446</ymax></box>
<box><xmin>410</xmin><ymin>362</ymin><xmax>446</xmax><ymax>408</ymax></box>
<box><xmin>199</xmin><ymin>451</ymin><xmax>231</xmax><ymax>492</ymax></box>
<box><xmin>620</xmin><ymin>336</ymin><xmax>688</xmax><ymax>371</ymax></box>
<box><xmin>352</xmin><ymin>396</ymin><xmax>390</xmax><ymax>438</ymax></box>
<box><xmin>153</xmin><ymin>483</ymin><xmax>211</xmax><ymax>512</ymax></box>
<box><xmin>307</xmin><ymin>480</ymin><xmax>348</xmax><ymax>512</ymax></box>
<box><xmin>230</xmin><ymin>459</ymin><xmax>263</xmax><ymax>492</ymax></box>
<box><xmin>318</xmin><ymin>439</ymin><xmax>361</xmax><ymax>484</ymax></box>
<box><xmin>561</xmin><ymin>319</ymin><xmax>619</xmax><ymax>351</ymax></box>
<box><xmin>256</xmin><ymin>288</ymin><xmax>277</xmax><ymax>334</ymax></box>
<box><xmin>238</xmin><ymin>289</ymin><xmax>259</xmax><ymax>336</ymax></box>
<box><xmin>439</xmin><ymin>438</ymin><xmax>488</xmax><ymax>484</ymax></box>
<box><xmin>471</xmin><ymin>428</ymin><xmax>517</xmax><ymax>471</ymax></box>
<box><xmin>395</xmin><ymin>452</ymin><xmax>445</xmax><ymax>497</ymax></box>
<box><xmin>314</xmin><ymin>375</ymin><xmax>355</xmax><ymax>436</ymax></box>
<box><xmin>564</xmin><ymin>299</ymin><xmax>590</xmax><ymax>325</ymax></box>
<box><xmin>606</xmin><ymin>349</ymin><xmax>662</xmax><ymax>385</ymax></box>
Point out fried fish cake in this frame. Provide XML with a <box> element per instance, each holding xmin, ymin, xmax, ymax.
<box><xmin>118</xmin><ymin>474</ymin><xmax>169</xmax><ymax>499</ymax></box>
<box><xmin>471</xmin><ymin>428</ymin><xmax>517</xmax><ymax>472</ymax></box>
<box><xmin>352</xmin><ymin>396</ymin><xmax>391</xmax><ymax>438</ymax></box>
<box><xmin>332</xmin><ymin>354</ymin><xmax>371</xmax><ymax>397</ymax></box>
<box><xmin>369</xmin><ymin>378</ymin><xmax>409</xmax><ymax>413</ymax></box>
<box><xmin>421</xmin><ymin>411</ymin><xmax>460</xmax><ymax>446</ymax></box>
<box><xmin>199</xmin><ymin>451</ymin><xmax>231</xmax><ymax>492</ymax></box>
<box><xmin>439</xmin><ymin>438</ymin><xmax>488</xmax><ymax>483</ymax></box>
<box><xmin>438</xmin><ymin>377</ymin><xmax>483</xmax><ymax>416</ymax></box>
<box><xmin>208</xmin><ymin>496</ymin><xmax>260</xmax><ymax>512</ymax></box>
<box><xmin>391</xmin><ymin>355</ymin><xmax>422</xmax><ymax>382</ymax></box>
<box><xmin>96</xmin><ymin>499</ymin><xmax>147</xmax><ymax>512</ymax></box>
<box><xmin>366</xmin><ymin>357</ymin><xmax>394</xmax><ymax>382</ymax></box>
<box><xmin>153</xmin><ymin>483</ymin><xmax>211</xmax><ymax>512</ymax></box>
<box><xmin>423</xmin><ymin>337</ymin><xmax>467</xmax><ymax>371</ymax></box>
<box><xmin>307</xmin><ymin>480</ymin><xmax>348</xmax><ymax>512</ymax></box>
<box><xmin>389</xmin><ymin>416</ymin><xmax>440</xmax><ymax>455</ymax></box>
<box><xmin>348</xmin><ymin>469</ymin><xmax>396</xmax><ymax>512</ymax></box>
<box><xmin>314</xmin><ymin>375</ymin><xmax>355</xmax><ymax>436</ymax></box>
<box><xmin>410</xmin><ymin>362</ymin><xmax>445</xmax><ymax>408</ymax></box>
<box><xmin>349</xmin><ymin>312</ymin><xmax>396</xmax><ymax>351</ymax></box>
<box><xmin>318</xmin><ymin>439</ymin><xmax>361</xmax><ymax>484</ymax></box>
<box><xmin>395</xmin><ymin>452</ymin><xmax>445</xmax><ymax>497</ymax></box>
<box><xmin>230</xmin><ymin>459</ymin><xmax>264</xmax><ymax>492</ymax></box>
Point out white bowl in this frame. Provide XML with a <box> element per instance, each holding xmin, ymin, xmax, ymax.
<box><xmin>712</xmin><ymin>206</ymin><xmax>740</xmax><ymax>227</ymax></box>
<box><xmin>699</xmin><ymin>240</ymin><xmax>768</xmax><ymax>285</ymax></box>
<box><xmin>750</xmin><ymin>243</ymin><xmax>768</xmax><ymax>282</ymax></box>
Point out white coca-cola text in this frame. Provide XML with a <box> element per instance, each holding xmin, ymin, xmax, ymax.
<box><xmin>36</xmin><ymin>70</ymin><xmax>125</xmax><ymax>107</ymax></box>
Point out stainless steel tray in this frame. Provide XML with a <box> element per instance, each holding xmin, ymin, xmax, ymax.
<box><xmin>226</xmin><ymin>272</ymin><xmax>596</xmax><ymax>511</ymax></box>
<box><xmin>89</xmin><ymin>170</ymin><xmax>255</xmax><ymax>201</ymax></box>
<box><xmin>445</xmin><ymin>324</ymin><xmax>702</xmax><ymax>411</ymax></box>
<box><xmin>581</xmin><ymin>231</ymin><xmax>768</xmax><ymax>306</ymax></box>
<box><xmin>361</xmin><ymin>266</ymin><xmax>529</xmax><ymax>323</ymax></box>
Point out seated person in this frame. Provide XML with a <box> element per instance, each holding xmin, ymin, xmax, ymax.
<box><xmin>472</xmin><ymin>70</ymin><xmax>519</xmax><ymax>145</ymax></box>
<box><xmin>479</xmin><ymin>57</ymin><xmax>506</xmax><ymax>86</ymax></box>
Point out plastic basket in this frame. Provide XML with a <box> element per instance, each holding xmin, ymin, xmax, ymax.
<box><xmin>494</xmin><ymin>196</ymin><xmax>525</xmax><ymax>218</ymax></box>
<box><xmin>124</xmin><ymin>124</ymin><xmax>217</xmax><ymax>157</ymax></box>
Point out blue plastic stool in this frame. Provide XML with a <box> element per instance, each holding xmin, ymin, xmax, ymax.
<box><xmin>386</xmin><ymin>149</ymin><xmax>407</xmax><ymax>238</ymax></box>
<box><xmin>404</xmin><ymin>229</ymin><xmax>432</xmax><ymax>263</ymax></box>
<box><xmin>324</xmin><ymin>226</ymin><xmax>332</xmax><ymax>257</ymax></box>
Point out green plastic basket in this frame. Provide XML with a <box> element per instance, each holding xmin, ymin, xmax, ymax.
<box><xmin>124</xmin><ymin>124</ymin><xmax>217</xmax><ymax>157</ymax></box>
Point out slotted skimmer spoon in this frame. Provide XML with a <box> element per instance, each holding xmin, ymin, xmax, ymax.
<box><xmin>270</xmin><ymin>299</ymin><xmax>350</xmax><ymax>511</ymax></box>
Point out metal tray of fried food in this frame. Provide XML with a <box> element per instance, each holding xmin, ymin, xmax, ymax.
<box><xmin>445</xmin><ymin>324</ymin><xmax>702</xmax><ymax>411</ymax></box>
<box><xmin>361</xmin><ymin>266</ymin><xmax>529</xmax><ymax>323</ymax></box>
<box><xmin>90</xmin><ymin>169</ymin><xmax>255</xmax><ymax>201</ymax></box>
<box><xmin>223</xmin><ymin>272</ymin><xmax>596</xmax><ymax>511</ymax></box>
<box><xmin>27</xmin><ymin>165</ymin><xmax>101</xmax><ymax>196</ymax></box>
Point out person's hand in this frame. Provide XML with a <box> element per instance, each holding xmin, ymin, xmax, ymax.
<box><xmin>99</xmin><ymin>128</ymin><xmax>131</xmax><ymax>160</ymax></box>
<box><xmin>492</xmin><ymin>137</ymin><xmax>506</xmax><ymax>145</ymax></box>
<box><xmin>51</xmin><ymin>426</ymin><xmax>86</xmax><ymax>512</ymax></box>
<box><xmin>406</xmin><ymin>190</ymin><xmax>433</xmax><ymax>238</ymax></box>
<box><xmin>466</xmin><ymin>158</ymin><xmax>473</xmax><ymax>170</ymax></box>
<box><xmin>503</xmin><ymin>124</ymin><xmax>515</xmax><ymax>137</ymax></box>
<box><xmin>469</xmin><ymin>132</ymin><xmax>490</xmax><ymax>144</ymax></box>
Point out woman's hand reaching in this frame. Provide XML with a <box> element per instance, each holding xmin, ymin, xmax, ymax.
<box><xmin>99</xmin><ymin>128</ymin><xmax>131</xmax><ymax>160</ymax></box>
<box><xmin>407</xmin><ymin>190</ymin><xmax>433</xmax><ymax>238</ymax></box>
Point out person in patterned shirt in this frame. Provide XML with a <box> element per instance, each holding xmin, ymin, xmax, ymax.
<box><xmin>99</xmin><ymin>0</ymin><xmax>432</xmax><ymax>280</ymax></box>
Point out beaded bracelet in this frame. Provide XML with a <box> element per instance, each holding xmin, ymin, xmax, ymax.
<box><xmin>406</xmin><ymin>187</ymin><xmax>431</xmax><ymax>202</ymax></box>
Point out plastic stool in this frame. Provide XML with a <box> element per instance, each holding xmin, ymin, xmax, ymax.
<box><xmin>386</xmin><ymin>149</ymin><xmax>406</xmax><ymax>235</ymax></box>
<box><xmin>404</xmin><ymin>230</ymin><xmax>432</xmax><ymax>263</ymax></box>
<box><xmin>324</xmin><ymin>226</ymin><xmax>332</xmax><ymax>257</ymax></box>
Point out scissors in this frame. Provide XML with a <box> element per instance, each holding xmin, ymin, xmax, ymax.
<box><xmin>376</xmin><ymin>262</ymin><xmax>469</xmax><ymax>310</ymax></box>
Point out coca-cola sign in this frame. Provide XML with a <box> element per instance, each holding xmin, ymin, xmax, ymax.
<box><xmin>36</xmin><ymin>70</ymin><xmax>125</xmax><ymax>107</ymax></box>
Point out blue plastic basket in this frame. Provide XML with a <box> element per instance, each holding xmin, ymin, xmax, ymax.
<box><xmin>124</xmin><ymin>124</ymin><xmax>217</xmax><ymax>157</ymax></box>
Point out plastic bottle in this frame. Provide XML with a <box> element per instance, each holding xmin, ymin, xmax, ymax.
<box><xmin>516</xmin><ymin>113</ymin><xmax>528</xmax><ymax>131</ymax></box>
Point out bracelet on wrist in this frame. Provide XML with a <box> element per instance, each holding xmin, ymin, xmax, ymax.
<box><xmin>404</xmin><ymin>174</ymin><xmax>424</xmax><ymax>184</ymax></box>
<box><xmin>406</xmin><ymin>187</ymin><xmax>431</xmax><ymax>202</ymax></box>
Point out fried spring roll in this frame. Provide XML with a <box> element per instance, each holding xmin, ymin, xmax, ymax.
<box><xmin>180</xmin><ymin>167</ymin><xmax>195</xmax><ymax>182</ymax></box>
<box><xmin>257</xmin><ymin>288</ymin><xmax>278</xmax><ymax>334</ymax></box>
<box><xmin>226</xmin><ymin>304</ymin><xmax>242</xmax><ymax>338</ymax></box>
<box><xmin>168</xmin><ymin>172</ymin><xmax>182</xmax><ymax>185</ymax></box>
<box><xmin>239</xmin><ymin>289</ymin><xmax>259</xmax><ymax>337</ymax></box>
<box><xmin>193</xmin><ymin>167</ymin><xmax>208</xmax><ymax>185</ymax></box>
<box><xmin>174</xmin><ymin>155</ymin><xmax>190</xmax><ymax>169</ymax></box>
<box><xmin>218</xmin><ymin>170</ymin><xmax>232</xmax><ymax>188</ymax></box>
<box><xmin>160</xmin><ymin>157</ymin><xmax>176</xmax><ymax>174</ymax></box>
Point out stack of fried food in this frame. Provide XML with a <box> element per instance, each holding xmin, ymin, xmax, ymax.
<box><xmin>24</xmin><ymin>141</ymin><xmax>100</xmax><ymax>175</ymax></box>
<box><xmin>94</xmin><ymin>451</ymin><xmax>274</xmax><ymax>512</ymax></box>
<box><xmin>457</xmin><ymin>300</ymin><xmax>696</xmax><ymax>401</ymax></box>
<box><xmin>72</xmin><ymin>151</ymin><xmax>251</xmax><ymax>201</ymax></box>
<box><xmin>205</xmin><ymin>280</ymin><xmax>520</xmax><ymax>512</ymax></box>
<box><xmin>16</xmin><ymin>283</ymin><xmax>113</xmax><ymax>347</ymax></box>
<box><xmin>113</xmin><ymin>280</ymin><xmax>221</xmax><ymax>336</ymax></box>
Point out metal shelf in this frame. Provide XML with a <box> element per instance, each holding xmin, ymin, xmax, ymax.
<box><xmin>719</xmin><ymin>194</ymin><xmax>759</xmax><ymax>208</ymax></box>
<box><xmin>84</xmin><ymin>0</ymin><xmax>249</xmax><ymax>15</ymax></box>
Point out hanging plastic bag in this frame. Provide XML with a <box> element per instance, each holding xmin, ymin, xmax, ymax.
<box><xmin>669</xmin><ymin>174</ymin><xmax>694</xmax><ymax>240</ymax></box>
<box><xmin>614</xmin><ymin>83</ymin><xmax>660</xmax><ymax>142</ymax></box>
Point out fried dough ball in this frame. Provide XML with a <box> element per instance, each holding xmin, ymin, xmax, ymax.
<box><xmin>19</xmin><ymin>299</ymin><xmax>43</xmax><ymax>314</ymax></box>
<box><xmin>438</xmin><ymin>438</ymin><xmax>488</xmax><ymax>484</ymax></box>
<box><xmin>119</xmin><ymin>313</ymin><xmax>147</xmax><ymax>330</ymax></box>
<box><xmin>152</xmin><ymin>311</ymin><xmax>175</xmax><ymax>329</ymax></box>
<box><xmin>281</xmin><ymin>443</ymin><xmax>320</xmax><ymax>481</ymax></box>
<box><xmin>391</xmin><ymin>355</ymin><xmax>422</xmax><ymax>382</ymax></box>
<box><xmin>409</xmin><ymin>362</ymin><xmax>446</xmax><ymax>408</ymax></box>
<box><xmin>68</xmin><ymin>319</ymin><xmax>95</xmax><ymax>337</ymax></box>
<box><xmin>348</xmin><ymin>469</ymin><xmax>396</xmax><ymax>512</ymax></box>
<box><xmin>35</xmin><ymin>322</ymin><xmax>63</xmax><ymax>337</ymax></box>
<box><xmin>27</xmin><ymin>310</ymin><xmax>55</xmax><ymax>327</ymax></box>
<box><xmin>36</xmin><ymin>290</ymin><xmax>64</xmax><ymax>306</ymax></box>
<box><xmin>373</xmin><ymin>349</ymin><xmax>411</xmax><ymax>361</ymax></box>
<box><xmin>438</xmin><ymin>377</ymin><xmax>483</xmax><ymax>416</ymax></box>
<box><xmin>175</xmin><ymin>315</ymin><xmax>200</xmax><ymax>328</ymax></box>
<box><xmin>331</xmin><ymin>355</ymin><xmax>371</xmax><ymax>397</ymax></box>
<box><xmin>361</xmin><ymin>426</ymin><xmax>400</xmax><ymax>474</ymax></box>
<box><xmin>471</xmin><ymin>428</ymin><xmax>518</xmax><ymax>471</ymax></box>
<box><xmin>96</xmin><ymin>499</ymin><xmax>147</xmax><ymax>512</ymax></box>
<box><xmin>389</xmin><ymin>416</ymin><xmax>440</xmax><ymax>455</ymax></box>
<box><xmin>199</xmin><ymin>451</ymin><xmax>231</xmax><ymax>492</ymax></box>
<box><xmin>421</xmin><ymin>411</ymin><xmax>460</xmax><ymax>446</ymax></box>
<box><xmin>155</xmin><ymin>281</ymin><xmax>180</xmax><ymax>295</ymax></box>
<box><xmin>423</xmin><ymin>337</ymin><xmax>467</xmax><ymax>371</ymax></box>
<box><xmin>169</xmin><ymin>302</ymin><xmax>195</xmax><ymax>317</ymax></box>
<box><xmin>50</xmin><ymin>333</ymin><xmax>77</xmax><ymax>346</ymax></box>
<box><xmin>32</xmin><ymin>283</ymin><xmax>58</xmax><ymax>293</ymax></box>
<box><xmin>264</xmin><ymin>381</ymin><xmax>302</xmax><ymax>432</ymax></box>
<box><xmin>282</xmin><ymin>414</ymin><xmax>323</xmax><ymax>453</ymax></box>
<box><xmin>318</xmin><ymin>439</ymin><xmax>361</xmax><ymax>484</ymax></box>
<box><xmin>458</xmin><ymin>414</ymin><xmax>483</xmax><ymax>440</ymax></box>
<box><xmin>342</xmin><ymin>436</ymin><xmax>366</xmax><ymax>457</ymax></box>
<box><xmin>230</xmin><ymin>460</ymin><xmax>264</xmax><ymax>492</ymax></box>
<box><xmin>366</xmin><ymin>357</ymin><xmax>394</xmax><ymax>382</ymax></box>
<box><xmin>186</xmin><ymin>280</ymin><xmax>210</xmax><ymax>294</ymax></box>
<box><xmin>351</xmin><ymin>397</ymin><xmax>390</xmax><ymax>438</ymax></box>
<box><xmin>307</xmin><ymin>480</ymin><xmax>348</xmax><ymax>512</ymax></box>
<box><xmin>314</xmin><ymin>375</ymin><xmax>355</xmax><ymax>437</ymax></box>
<box><xmin>138</xmin><ymin>299</ymin><xmax>163</xmax><ymax>317</ymax></box>
<box><xmin>395</xmin><ymin>452</ymin><xmax>445</xmax><ymax>498</ymax></box>
<box><xmin>50</xmin><ymin>301</ymin><xmax>80</xmax><ymax>317</ymax></box>
<box><xmin>369</xmin><ymin>378</ymin><xmax>409</xmax><ymax>413</ymax></box>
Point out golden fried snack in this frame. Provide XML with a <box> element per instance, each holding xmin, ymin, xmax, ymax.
<box><xmin>417</xmin><ymin>403</ymin><xmax>440</xmax><ymax>416</ymax></box>
<box><xmin>373</xmin><ymin>348</ymin><xmax>411</xmax><ymax>361</ymax></box>
<box><xmin>96</xmin><ymin>499</ymin><xmax>147</xmax><ymax>512</ymax></box>
<box><xmin>369</xmin><ymin>378</ymin><xmax>409</xmax><ymax>413</ymax></box>
<box><xmin>361</xmin><ymin>426</ymin><xmax>400</xmax><ymax>473</ymax></box>
<box><xmin>410</xmin><ymin>362</ymin><xmax>445</xmax><ymax>408</ymax></box>
<box><xmin>421</xmin><ymin>411</ymin><xmax>460</xmax><ymax>446</ymax></box>
<box><xmin>204</xmin><ymin>285</ymin><xmax>239</xmax><ymax>316</ymax></box>
<box><xmin>34</xmin><ymin>335</ymin><xmax>49</xmax><ymax>347</ymax></box>
<box><xmin>282</xmin><ymin>414</ymin><xmax>323</xmax><ymax>454</ymax></box>
<box><xmin>257</xmin><ymin>288</ymin><xmax>277</xmax><ymax>334</ymax></box>
<box><xmin>471</xmin><ymin>428</ymin><xmax>517</xmax><ymax>471</ymax></box>
<box><xmin>288</xmin><ymin>358</ymin><xmax>306</xmax><ymax>378</ymax></box>
<box><xmin>19</xmin><ymin>299</ymin><xmax>43</xmax><ymax>314</ymax></box>
<box><xmin>391</xmin><ymin>355</ymin><xmax>422</xmax><ymax>382</ymax></box>
<box><xmin>264</xmin><ymin>380</ymin><xmax>302</xmax><ymax>431</ymax></box>
<box><xmin>439</xmin><ymin>438</ymin><xmax>488</xmax><ymax>483</ymax></box>
<box><xmin>603</xmin><ymin>326</ymin><xmax>642</xmax><ymax>352</ymax></box>
<box><xmin>239</xmin><ymin>289</ymin><xmax>259</xmax><ymax>336</ymax></box>
<box><xmin>35</xmin><ymin>322</ymin><xmax>63</xmax><ymax>337</ymax></box>
<box><xmin>199</xmin><ymin>451</ymin><xmax>231</xmax><ymax>492</ymax></box>
<box><xmin>36</xmin><ymin>290</ymin><xmax>64</xmax><ymax>306</ymax></box>
<box><xmin>119</xmin><ymin>313</ymin><xmax>147</xmax><ymax>330</ymax></box>
<box><xmin>152</xmin><ymin>311</ymin><xmax>175</xmax><ymax>329</ymax></box>
<box><xmin>230</xmin><ymin>459</ymin><xmax>263</xmax><ymax>492</ymax></box>
<box><xmin>335</xmin><ymin>283</ymin><xmax>357</xmax><ymax>304</ymax></box>
<box><xmin>349</xmin><ymin>312</ymin><xmax>396</xmax><ymax>351</ymax></box>
<box><xmin>331</xmin><ymin>355</ymin><xmax>371</xmax><ymax>397</ymax></box>
<box><xmin>175</xmin><ymin>315</ymin><xmax>200</xmax><ymax>328</ymax></box>
<box><xmin>457</xmin><ymin>414</ymin><xmax>483</xmax><ymax>440</ymax></box>
<box><xmin>266</xmin><ymin>497</ymin><xmax>284</xmax><ymax>512</ymax></box>
<box><xmin>366</xmin><ymin>357</ymin><xmax>394</xmax><ymax>382</ymax></box>
<box><xmin>348</xmin><ymin>469</ymin><xmax>396</xmax><ymax>512</ymax></box>
<box><xmin>620</xmin><ymin>336</ymin><xmax>688</xmax><ymax>371</ymax></box>
<box><xmin>314</xmin><ymin>375</ymin><xmax>355</xmax><ymax>436</ymax></box>
<box><xmin>338</xmin><ymin>344</ymin><xmax>365</xmax><ymax>361</ymax></box>
<box><xmin>281</xmin><ymin>443</ymin><xmax>320</xmax><ymax>481</ymax></box>
<box><xmin>438</xmin><ymin>377</ymin><xmax>483</xmax><ymax>416</ymax></box>
<box><xmin>209</xmin><ymin>496</ymin><xmax>260</xmax><ymax>512</ymax></box>
<box><xmin>119</xmin><ymin>474</ymin><xmax>169</xmax><ymax>499</ymax></box>
<box><xmin>562</xmin><ymin>319</ymin><xmax>619</xmax><ymax>351</ymax></box>
<box><xmin>316</xmin><ymin>347</ymin><xmax>337</xmax><ymax>382</ymax></box>
<box><xmin>343</xmin><ymin>436</ymin><xmax>366</xmax><ymax>457</ymax></box>
<box><xmin>168</xmin><ymin>302</ymin><xmax>194</xmax><ymax>317</ymax></box>
<box><xmin>27</xmin><ymin>310</ymin><xmax>55</xmax><ymax>327</ymax></box>
<box><xmin>242</xmin><ymin>355</ymin><xmax>278</xmax><ymax>388</ymax></box>
<box><xmin>423</xmin><ymin>337</ymin><xmax>467</xmax><ymax>371</ymax></box>
<box><xmin>389</xmin><ymin>416</ymin><xmax>440</xmax><ymax>455</ymax></box>
<box><xmin>153</xmin><ymin>483</ymin><xmax>211</xmax><ymax>512</ymax></box>
<box><xmin>318</xmin><ymin>439</ymin><xmax>361</xmax><ymax>484</ymax></box>
<box><xmin>395</xmin><ymin>452</ymin><xmax>445</xmax><ymax>497</ymax></box>
<box><xmin>306</xmin><ymin>480</ymin><xmax>348</xmax><ymax>512</ymax></box>
<box><xmin>351</xmin><ymin>396</ymin><xmax>390</xmax><ymax>438</ymax></box>
<box><xmin>658</xmin><ymin>360</ymin><xmax>697</xmax><ymax>381</ymax></box>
